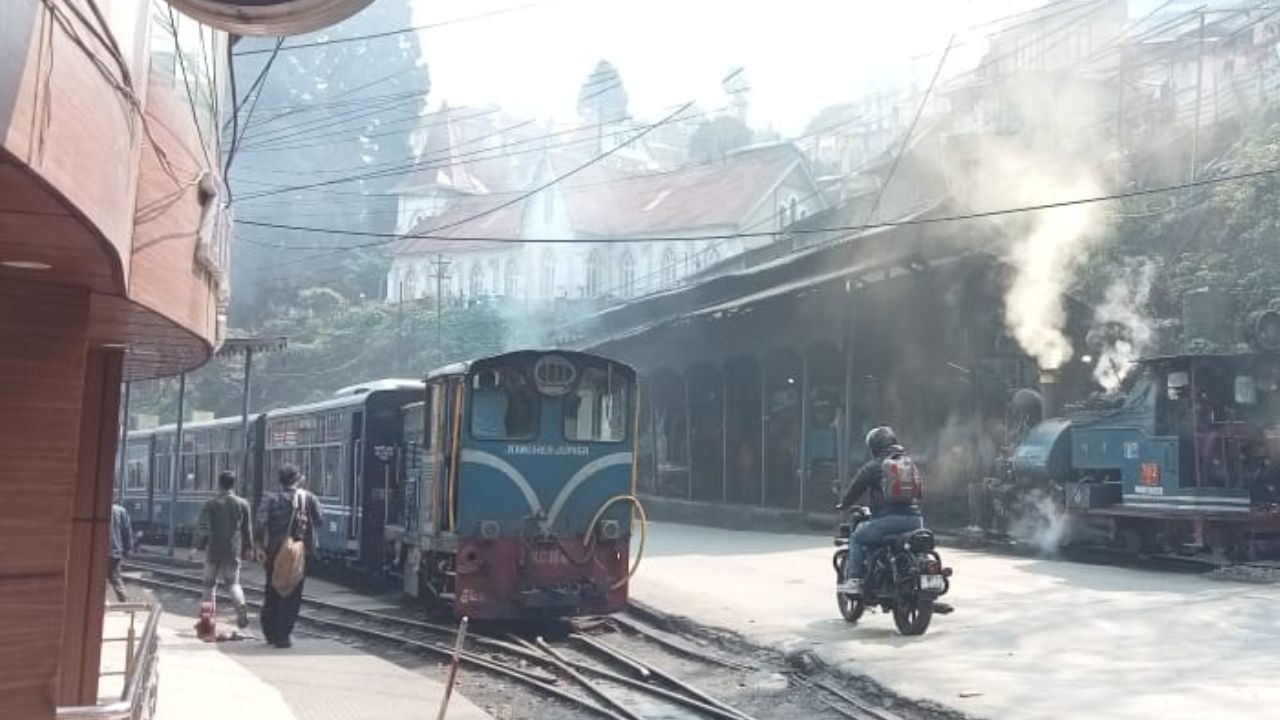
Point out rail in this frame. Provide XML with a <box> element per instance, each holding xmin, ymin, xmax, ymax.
<box><xmin>56</xmin><ymin>602</ymin><xmax>163</xmax><ymax>720</ymax></box>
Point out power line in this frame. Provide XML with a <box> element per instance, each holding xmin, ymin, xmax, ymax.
<box><xmin>240</xmin><ymin>102</ymin><xmax>696</xmax><ymax>252</ymax></box>
<box><xmin>234</xmin><ymin>162</ymin><xmax>1280</xmax><ymax>248</ymax></box>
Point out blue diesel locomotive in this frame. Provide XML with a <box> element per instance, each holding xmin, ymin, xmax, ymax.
<box><xmin>385</xmin><ymin>350</ymin><xmax>641</xmax><ymax>619</ymax></box>
<box><xmin>118</xmin><ymin>351</ymin><xmax>642</xmax><ymax>619</ymax></box>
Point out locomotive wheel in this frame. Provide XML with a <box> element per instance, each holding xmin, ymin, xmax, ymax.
<box><xmin>892</xmin><ymin>596</ymin><xmax>934</xmax><ymax>636</ymax></box>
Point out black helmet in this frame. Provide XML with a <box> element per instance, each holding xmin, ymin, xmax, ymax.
<box><xmin>865</xmin><ymin>426</ymin><xmax>899</xmax><ymax>458</ymax></box>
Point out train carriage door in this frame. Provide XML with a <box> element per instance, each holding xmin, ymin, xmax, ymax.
<box><xmin>442</xmin><ymin>379</ymin><xmax>464</xmax><ymax>533</ymax></box>
<box><xmin>350</xmin><ymin>411</ymin><xmax>364</xmax><ymax>543</ymax></box>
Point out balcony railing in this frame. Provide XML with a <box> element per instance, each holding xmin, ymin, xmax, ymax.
<box><xmin>56</xmin><ymin>602</ymin><xmax>163</xmax><ymax>720</ymax></box>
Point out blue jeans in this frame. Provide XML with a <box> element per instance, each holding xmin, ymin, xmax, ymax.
<box><xmin>847</xmin><ymin>514</ymin><xmax>924</xmax><ymax>580</ymax></box>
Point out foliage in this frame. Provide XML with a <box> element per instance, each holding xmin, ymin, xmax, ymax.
<box><xmin>227</xmin><ymin>0</ymin><xmax>430</xmax><ymax>326</ymax></box>
<box><xmin>1075</xmin><ymin>120</ymin><xmax>1280</xmax><ymax>324</ymax></box>
<box><xmin>577</xmin><ymin>59</ymin><xmax>629</xmax><ymax>123</ymax></box>
<box><xmin>688</xmin><ymin>116</ymin><xmax>754</xmax><ymax>164</ymax></box>
<box><xmin>131</xmin><ymin>298</ymin><xmax>508</xmax><ymax>423</ymax></box>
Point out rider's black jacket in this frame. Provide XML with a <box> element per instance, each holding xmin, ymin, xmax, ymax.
<box><xmin>839</xmin><ymin>452</ymin><xmax>922</xmax><ymax>518</ymax></box>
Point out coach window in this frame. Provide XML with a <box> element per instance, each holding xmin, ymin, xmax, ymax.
<box><xmin>565</xmin><ymin>362</ymin><xmax>629</xmax><ymax>442</ymax></box>
<box><xmin>470</xmin><ymin>367</ymin><xmax>536</xmax><ymax>440</ymax></box>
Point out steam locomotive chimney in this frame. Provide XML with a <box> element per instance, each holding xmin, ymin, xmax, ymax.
<box><xmin>1039</xmin><ymin>368</ymin><xmax>1061</xmax><ymax>420</ymax></box>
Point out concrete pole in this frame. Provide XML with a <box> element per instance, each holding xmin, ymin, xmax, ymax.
<box><xmin>799</xmin><ymin>351</ymin><xmax>810</xmax><ymax>513</ymax></box>
<box><xmin>239</xmin><ymin>348</ymin><xmax>253</xmax><ymax>495</ymax></box>
<box><xmin>1190</xmin><ymin>11</ymin><xmax>1206</xmax><ymax>182</ymax></box>
<box><xmin>721</xmin><ymin>368</ymin><xmax>729</xmax><ymax>504</ymax></box>
<box><xmin>115</xmin><ymin>381</ymin><xmax>130</xmax><ymax>505</ymax></box>
<box><xmin>167</xmin><ymin>373</ymin><xmax>186</xmax><ymax>557</ymax></box>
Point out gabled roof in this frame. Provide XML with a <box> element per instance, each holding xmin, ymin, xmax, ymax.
<box><xmin>553</xmin><ymin>143</ymin><xmax>803</xmax><ymax>237</ymax></box>
<box><xmin>395</xmin><ymin>193</ymin><xmax>527</xmax><ymax>255</ymax></box>
<box><xmin>397</xmin><ymin>102</ymin><xmax>491</xmax><ymax>195</ymax></box>
<box><xmin>394</xmin><ymin>143</ymin><xmax>812</xmax><ymax>256</ymax></box>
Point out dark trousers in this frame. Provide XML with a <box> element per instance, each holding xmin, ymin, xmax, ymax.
<box><xmin>260</xmin><ymin>555</ymin><xmax>305</xmax><ymax>644</ymax></box>
<box><xmin>107</xmin><ymin>557</ymin><xmax>127</xmax><ymax>602</ymax></box>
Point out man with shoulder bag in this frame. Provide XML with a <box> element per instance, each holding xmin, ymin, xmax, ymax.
<box><xmin>255</xmin><ymin>464</ymin><xmax>323</xmax><ymax>648</ymax></box>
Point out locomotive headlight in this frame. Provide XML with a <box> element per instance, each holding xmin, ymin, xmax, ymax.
<box><xmin>479</xmin><ymin>520</ymin><xmax>501</xmax><ymax>540</ymax></box>
<box><xmin>598</xmin><ymin>519</ymin><xmax>621</xmax><ymax>541</ymax></box>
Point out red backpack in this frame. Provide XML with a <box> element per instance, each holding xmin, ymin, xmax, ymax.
<box><xmin>882</xmin><ymin>452</ymin><xmax>923</xmax><ymax>502</ymax></box>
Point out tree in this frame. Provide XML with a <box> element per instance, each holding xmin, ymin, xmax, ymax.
<box><xmin>577</xmin><ymin>60</ymin><xmax>629</xmax><ymax>123</ymax></box>
<box><xmin>688</xmin><ymin>116</ymin><xmax>754</xmax><ymax>164</ymax></box>
<box><xmin>226</xmin><ymin>0</ymin><xmax>431</xmax><ymax>326</ymax></box>
<box><xmin>1074</xmin><ymin>119</ymin><xmax>1280</xmax><ymax>328</ymax></box>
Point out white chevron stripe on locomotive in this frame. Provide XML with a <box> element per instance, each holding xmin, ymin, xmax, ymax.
<box><xmin>459</xmin><ymin>449</ymin><xmax>632</xmax><ymax>530</ymax></box>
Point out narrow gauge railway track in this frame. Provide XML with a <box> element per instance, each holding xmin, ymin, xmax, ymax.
<box><xmin>125</xmin><ymin>561</ymin><xmax>903</xmax><ymax>720</ymax></box>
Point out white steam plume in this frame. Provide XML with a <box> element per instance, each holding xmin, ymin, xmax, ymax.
<box><xmin>1090</xmin><ymin>260</ymin><xmax>1156</xmax><ymax>392</ymax></box>
<box><xmin>1004</xmin><ymin>188</ymin><xmax>1104</xmax><ymax>370</ymax></box>
<box><xmin>954</xmin><ymin>78</ymin><xmax>1111</xmax><ymax>370</ymax></box>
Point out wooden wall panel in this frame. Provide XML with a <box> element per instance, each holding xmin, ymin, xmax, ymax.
<box><xmin>0</xmin><ymin>278</ymin><xmax>90</xmax><ymax>719</ymax></box>
<box><xmin>128</xmin><ymin>80</ymin><xmax>219</xmax><ymax>344</ymax></box>
<box><xmin>0</xmin><ymin>1</ymin><xmax>150</xmax><ymax>273</ymax></box>
<box><xmin>58</xmin><ymin>348</ymin><xmax>123</xmax><ymax>706</ymax></box>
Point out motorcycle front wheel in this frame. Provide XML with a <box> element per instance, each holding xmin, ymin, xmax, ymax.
<box><xmin>892</xmin><ymin>595</ymin><xmax>934</xmax><ymax>636</ymax></box>
<box><xmin>837</xmin><ymin>591</ymin><xmax>866</xmax><ymax>623</ymax></box>
<box><xmin>833</xmin><ymin>550</ymin><xmax>866</xmax><ymax>623</ymax></box>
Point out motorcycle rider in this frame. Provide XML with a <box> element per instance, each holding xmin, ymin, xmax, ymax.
<box><xmin>836</xmin><ymin>426</ymin><xmax>924</xmax><ymax>596</ymax></box>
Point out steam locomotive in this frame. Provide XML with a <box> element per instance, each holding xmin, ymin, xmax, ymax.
<box><xmin>971</xmin><ymin>290</ymin><xmax>1280</xmax><ymax>560</ymax></box>
<box><xmin>119</xmin><ymin>350</ymin><xmax>641</xmax><ymax>619</ymax></box>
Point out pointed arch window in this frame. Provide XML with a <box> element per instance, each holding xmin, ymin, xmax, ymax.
<box><xmin>541</xmin><ymin>250</ymin><xmax>556</xmax><ymax>297</ymax></box>
<box><xmin>661</xmin><ymin>247</ymin><xmax>678</xmax><ymax>289</ymax></box>
<box><xmin>586</xmin><ymin>249</ymin><xmax>605</xmax><ymax>297</ymax></box>
<box><xmin>504</xmin><ymin>258</ymin><xmax>519</xmax><ymax>296</ymax></box>
<box><xmin>620</xmin><ymin>250</ymin><xmax>636</xmax><ymax>297</ymax></box>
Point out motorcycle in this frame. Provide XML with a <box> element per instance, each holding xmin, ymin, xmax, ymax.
<box><xmin>832</xmin><ymin>506</ymin><xmax>954</xmax><ymax>635</ymax></box>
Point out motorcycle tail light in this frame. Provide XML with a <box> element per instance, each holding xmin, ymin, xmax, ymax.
<box><xmin>926</xmin><ymin>558</ymin><xmax>941</xmax><ymax>574</ymax></box>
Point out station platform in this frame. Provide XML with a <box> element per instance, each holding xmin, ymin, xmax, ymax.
<box><xmin>100</xmin><ymin>584</ymin><xmax>492</xmax><ymax>720</ymax></box>
<box><xmin>150</xmin><ymin>611</ymin><xmax>492</xmax><ymax>720</ymax></box>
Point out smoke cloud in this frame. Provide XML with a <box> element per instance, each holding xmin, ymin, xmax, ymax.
<box><xmin>1008</xmin><ymin>489</ymin><xmax>1070</xmax><ymax>555</ymax></box>
<box><xmin>951</xmin><ymin>78</ymin><xmax>1111</xmax><ymax>370</ymax></box>
<box><xmin>1089</xmin><ymin>259</ymin><xmax>1156</xmax><ymax>392</ymax></box>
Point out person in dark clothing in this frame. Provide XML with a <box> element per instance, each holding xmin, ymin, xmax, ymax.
<box><xmin>107</xmin><ymin>503</ymin><xmax>133</xmax><ymax>602</ymax></box>
<box><xmin>195</xmin><ymin>471</ymin><xmax>254</xmax><ymax>628</ymax></box>
<box><xmin>255</xmin><ymin>464</ymin><xmax>323</xmax><ymax>648</ymax></box>
<box><xmin>836</xmin><ymin>426</ymin><xmax>923</xmax><ymax>596</ymax></box>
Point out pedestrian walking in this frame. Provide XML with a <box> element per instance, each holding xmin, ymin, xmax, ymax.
<box><xmin>255</xmin><ymin>464</ymin><xmax>323</xmax><ymax>648</ymax></box>
<box><xmin>193</xmin><ymin>471</ymin><xmax>253</xmax><ymax>629</ymax></box>
<box><xmin>107</xmin><ymin>502</ymin><xmax>133</xmax><ymax>602</ymax></box>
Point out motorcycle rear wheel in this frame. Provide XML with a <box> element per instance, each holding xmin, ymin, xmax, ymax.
<box><xmin>892</xmin><ymin>595</ymin><xmax>934</xmax><ymax>636</ymax></box>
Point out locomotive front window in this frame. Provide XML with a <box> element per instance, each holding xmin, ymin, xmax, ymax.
<box><xmin>469</xmin><ymin>366</ymin><xmax>537</xmax><ymax>440</ymax></box>
<box><xmin>565</xmin><ymin>362</ymin><xmax>629</xmax><ymax>442</ymax></box>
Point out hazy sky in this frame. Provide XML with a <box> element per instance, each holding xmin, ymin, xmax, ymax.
<box><xmin>408</xmin><ymin>0</ymin><xmax>1053</xmax><ymax>135</ymax></box>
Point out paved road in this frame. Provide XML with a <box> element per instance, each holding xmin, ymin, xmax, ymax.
<box><xmin>631</xmin><ymin>522</ymin><xmax>1279</xmax><ymax>720</ymax></box>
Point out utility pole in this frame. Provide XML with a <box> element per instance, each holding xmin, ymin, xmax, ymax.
<box><xmin>431</xmin><ymin>254</ymin><xmax>452</xmax><ymax>355</ymax></box>
<box><xmin>1190</xmin><ymin>10</ymin><xmax>1206</xmax><ymax>182</ymax></box>
<box><xmin>396</xmin><ymin>279</ymin><xmax>405</xmax><ymax>375</ymax></box>
<box><xmin>167</xmin><ymin>373</ymin><xmax>186</xmax><ymax>557</ymax></box>
<box><xmin>216</xmin><ymin>336</ymin><xmax>287</xmax><ymax>509</ymax></box>
<box><xmin>115</xmin><ymin>381</ymin><xmax>131</xmax><ymax>505</ymax></box>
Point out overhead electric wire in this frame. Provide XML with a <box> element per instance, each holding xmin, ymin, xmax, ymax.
<box><xmin>235</xmin><ymin>0</ymin><xmax>1273</xmax><ymax>296</ymax></box>
<box><xmin>223</xmin><ymin>37</ymin><xmax>285</xmax><ymax>187</ymax></box>
<box><xmin>235</xmin><ymin>163</ymin><xmax>1280</xmax><ymax>248</ymax></box>
<box><xmin>234</xmin><ymin>100</ymin><xmax>698</xmax><ymax>202</ymax></box>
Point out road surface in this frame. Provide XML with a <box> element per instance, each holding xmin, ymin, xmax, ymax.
<box><xmin>630</xmin><ymin>522</ymin><xmax>1278</xmax><ymax>720</ymax></box>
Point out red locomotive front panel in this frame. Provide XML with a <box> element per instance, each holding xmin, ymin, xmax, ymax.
<box><xmin>453</xmin><ymin>537</ymin><xmax>630</xmax><ymax>619</ymax></box>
